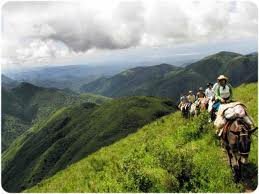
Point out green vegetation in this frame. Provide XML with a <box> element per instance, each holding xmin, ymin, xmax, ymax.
<box><xmin>26</xmin><ymin>83</ymin><xmax>257</xmax><ymax>193</ymax></box>
<box><xmin>2</xmin><ymin>96</ymin><xmax>175</xmax><ymax>192</ymax></box>
<box><xmin>79</xmin><ymin>93</ymin><xmax>112</xmax><ymax>104</ymax></box>
<box><xmin>2</xmin><ymin>82</ymin><xmax>111</xmax><ymax>151</ymax></box>
<box><xmin>81</xmin><ymin>52</ymin><xmax>258</xmax><ymax>98</ymax></box>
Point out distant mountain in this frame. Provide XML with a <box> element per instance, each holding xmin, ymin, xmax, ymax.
<box><xmin>6</xmin><ymin>65</ymin><xmax>132</xmax><ymax>92</ymax></box>
<box><xmin>2</xmin><ymin>96</ymin><xmax>176</xmax><ymax>192</ymax></box>
<box><xmin>81</xmin><ymin>51</ymin><xmax>258</xmax><ymax>99</ymax></box>
<box><xmin>81</xmin><ymin>64</ymin><xmax>181</xmax><ymax>96</ymax></box>
<box><xmin>1</xmin><ymin>82</ymin><xmax>111</xmax><ymax>151</ymax></box>
<box><xmin>2</xmin><ymin>74</ymin><xmax>19</xmax><ymax>89</ymax></box>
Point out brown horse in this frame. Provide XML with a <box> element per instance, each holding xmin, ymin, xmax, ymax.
<box><xmin>223</xmin><ymin>118</ymin><xmax>257</xmax><ymax>182</ymax></box>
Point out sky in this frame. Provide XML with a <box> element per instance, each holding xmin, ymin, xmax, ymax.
<box><xmin>1</xmin><ymin>0</ymin><xmax>258</xmax><ymax>71</ymax></box>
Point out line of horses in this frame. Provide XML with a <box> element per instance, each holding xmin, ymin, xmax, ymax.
<box><xmin>180</xmin><ymin>97</ymin><xmax>209</xmax><ymax>119</ymax></box>
<box><xmin>179</xmin><ymin>98</ymin><xmax>257</xmax><ymax>183</ymax></box>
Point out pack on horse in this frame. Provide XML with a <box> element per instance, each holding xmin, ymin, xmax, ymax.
<box><xmin>218</xmin><ymin>104</ymin><xmax>257</xmax><ymax>182</ymax></box>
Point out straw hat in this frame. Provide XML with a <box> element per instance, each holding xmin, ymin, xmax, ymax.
<box><xmin>217</xmin><ymin>75</ymin><xmax>228</xmax><ymax>81</ymax></box>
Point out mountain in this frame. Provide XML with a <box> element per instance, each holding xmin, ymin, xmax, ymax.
<box><xmin>26</xmin><ymin>83</ymin><xmax>258</xmax><ymax>193</ymax></box>
<box><xmin>2</xmin><ymin>74</ymin><xmax>19</xmax><ymax>89</ymax></box>
<box><xmin>80</xmin><ymin>51</ymin><xmax>258</xmax><ymax>98</ymax></box>
<box><xmin>1</xmin><ymin>82</ymin><xmax>111</xmax><ymax>151</ymax></box>
<box><xmin>2</xmin><ymin>96</ymin><xmax>176</xmax><ymax>192</ymax></box>
<box><xmin>80</xmin><ymin>64</ymin><xmax>181</xmax><ymax>96</ymax></box>
<box><xmin>6</xmin><ymin>64</ymin><xmax>132</xmax><ymax>92</ymax></box>
<box><xmin>186</xmin><ymin>51</ymin><xmax>258</xmax><ymax>86</ymax></box>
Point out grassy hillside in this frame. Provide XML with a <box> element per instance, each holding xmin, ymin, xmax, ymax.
<box><xmin>26</xmin><ymin>83</ymin><xmax>258</xmax><ymax>193</ymax></box>
<box><xmin>81</xmin><ymin>52</ymin><xmax>258</xmax><ymax>98</ymax></box>
<box><xmin>2</xmin><ymin>82</ymin><xmax>111</xmax><ymax>151</ymax></box>
<box><xmin>2</xmin><ymin>96</ymin><xmax>176</xmax><ymax>192</ymax></box>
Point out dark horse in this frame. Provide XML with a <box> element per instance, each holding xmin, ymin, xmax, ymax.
<box><xmin>181</xmin><ymin>103</ymin><xmax>191</xmax><ymax>119</ymax></box>
<box><xmin>223</xmin><ymin>118</ymin><xmax>257</xmax><ymax>182</ymax></box>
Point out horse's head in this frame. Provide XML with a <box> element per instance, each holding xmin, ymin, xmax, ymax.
<box><xmin>236</xmin><ymin>119</ymin><xmax>257</xmax><ymax>164</ymax></box>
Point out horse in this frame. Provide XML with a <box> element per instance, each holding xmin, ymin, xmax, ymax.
<box><xmin>179</xmin><ymin>103</ymin><xmax>191</xmax><ymax>119</ymax></box>
<box><xmin>223</xmin><ymin>118</ymin><xmax>257</xmax><ymax>182</ymax></box>
<box><xmin>189</xmin><ymin>101</ymin><xmax>200</xmax><ymax>117</ymax></box>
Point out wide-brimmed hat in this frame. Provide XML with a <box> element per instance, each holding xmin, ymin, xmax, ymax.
<box><xmin>217</xmin><ymin>75</ymin><xmax>228</xmax><ymax>81</ymax></box>
<box><xmin>189</xmin><ymin>90</ymin><xmax>193</xmax><ymax>93</ymax></box>
<box><xmin>207</xmin><ymin>82</ymin><xmax>213</xmax><ymax>86</ymax></box>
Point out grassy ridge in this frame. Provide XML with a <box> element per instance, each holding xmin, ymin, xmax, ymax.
<box><xmin>26</xmin><ymin>83</ymin><xmax>257</xmax><ymax>192</ymax></box>
<box><xmin>2</xmin><ymin>83</ymin><xmax>111</xmax><ymax>151</ymax></box>
<box><xmin>2</xmin><ymin>96</ymin><xmax>175</xmax><ymax>192</ymax></box>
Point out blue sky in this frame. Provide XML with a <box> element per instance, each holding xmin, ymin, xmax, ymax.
<box><xmin>1</xmin><ymin>0</ymin><xmax>258</xmax><ymax>71</ymax></box>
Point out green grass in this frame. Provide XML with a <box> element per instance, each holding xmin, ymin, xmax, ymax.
<box><xmin>2</xmin><ymin>96</ymin><xmax>175</xmax><ymax>192</ymax></box>
<box><xmin>79</xmin><ymin>93</ymin><xmax>112</xmax><ymax>104</ymax></box>
<box><xmin>26</xmin><ymin>83</ymin><xmax>257</xmax><ymax>193</ymax></box>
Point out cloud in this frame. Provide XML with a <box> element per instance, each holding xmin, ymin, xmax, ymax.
<box><xmin>1</xmin><ymin>0</ymin><xmax>258</xmax><ymax>68</ymax></box>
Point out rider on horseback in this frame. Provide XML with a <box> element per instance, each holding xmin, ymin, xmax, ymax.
<box><xmin>205</xmin><ymin>83</ymin><xmax>214</xmax><ymax>99</ymax></box>
<box><xmin>196</xmin><ymin>87</ymin><xmax>206</xmax><ymax>99</ymax></box>
<box><xmin>215</xmin><ymin>75</ymin><xmax>233</xmax><ymax>104</ymax></box>
<box><xmin>178</xmin><ymin>94</ymin><xmax>188</xmax><ymax>111</ymax></box>
<box><xmin>187</xmin><ymin>90</ymin><xmax>196</xmax><ymax>103</ymax></box>
<box><xmin>210</xmin><ymin>75</ymin><xmax>232</xmax><ymax>120</ymax></box>
<box><xmin>213</xmin><ymin>75</ymin><xmax>256</xmax><ymax>136</ymax></box>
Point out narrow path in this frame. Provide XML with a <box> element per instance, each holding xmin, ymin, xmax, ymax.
<box><xmin>219</xmin><ymin>138</ymin><xmax>257</xmax><ymax>192</ymax></box>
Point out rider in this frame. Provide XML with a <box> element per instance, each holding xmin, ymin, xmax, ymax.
<box><xmin>187</xmin><ymin>90</ymin><xmax>196</xmax><ymax>103</ymax></box>
<box><xmin>179</xmin><ymin>94</ymin><xmax>188</xmax><ymax>111</ymax></box>
<box><xmin>205</xmin><ymin>83</ymin><xmax>214</xmax><ymax>99</ymax></box>
<box><xmin>210</xmin><ymin>75</ymin><xmax>233</xmax><ymax>122</ymax></box>
<box><xmin>196</xmin><ymin>87</ymin><xmax>206</xmax><ymax>99</ymax></box>
<box><xmin>215</xmin><ymin>75</ymin><xmax>233</xmax><ymax>104</ymax></box>
<box><xmin>213</xmin><ymin>75</ymin><xmax>233</xmax><ymax>135</ymax></box>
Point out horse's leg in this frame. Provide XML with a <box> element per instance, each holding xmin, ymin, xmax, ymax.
<box><xmin>232</xmin><ymin>152</ymin><xmax>241</xmax><ymax>182</ymax></box>
<box><xmin>226</xmin><ymin>147</ymin><xmax>233</xmax><ymax>168</ymax></box>
<box><xmin>237</xmin><ymin>158</ymin><xmax>242</xmax><ymax>181</ymax></box>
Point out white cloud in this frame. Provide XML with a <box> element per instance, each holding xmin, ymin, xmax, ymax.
<box><xmin>1</xmin><ymin>0</ymin><xmax>258</xmax><ymax>69</ymax></box>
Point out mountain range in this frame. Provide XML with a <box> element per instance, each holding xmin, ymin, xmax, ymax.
<box><xmin>81</xmin><ymin>51</ymin><xmax>258</xmax><ymax>99</ymax></box>
<box><xmin>4</xmin><ymin>64</ymin><xmax>136</xmax><ymax>92</ymax></box>
<box><xmin>2</xmin><ymin>74</ymin><xmax>19</xmax><ymax>89</ymax></box>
